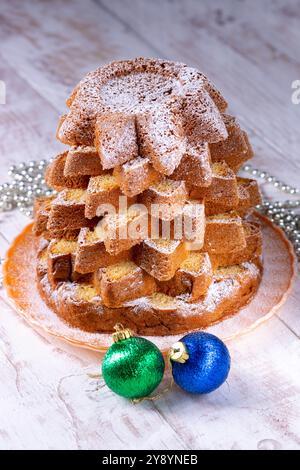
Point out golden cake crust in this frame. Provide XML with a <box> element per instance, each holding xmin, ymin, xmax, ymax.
<box><xmin>36</xmin><ymin>249</ymin><xmax>262</xmax><ymax>335</ymax></box>
<box><xmin>57</xmin><ymin>58</ymin><xmax>228</xmax><ymax>148</ymax></box>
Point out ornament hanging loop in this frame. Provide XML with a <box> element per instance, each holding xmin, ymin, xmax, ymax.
<box><xmin>169</xmin><ymin>341</ymin><xmax>189</xmax><ymax>364</ymax></box>
<box><xmin>112</xmin><ymin>323</ymin><xmax>133</xmax><ymax>343</ymax></box>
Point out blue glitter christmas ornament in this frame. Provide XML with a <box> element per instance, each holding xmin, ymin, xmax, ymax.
<box><xmin>170</xmin><ymin>331</ymin><xmax>231</xmax><ymax>394</ymax></box>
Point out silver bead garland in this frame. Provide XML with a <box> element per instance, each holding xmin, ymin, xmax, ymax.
<box><xmin>242</xmin><ymin>163</ymin><xmax>300</xmax><ymax>260</ymax></box>
<box><xmin>0</xmin><ymin>160</ymin><xmax>299</xmax><ymax>261</ymax></box>
<box><xmin>0</xmin><ymin>160</ymin><xmax>54</xmax><ymax>218</ymax></box>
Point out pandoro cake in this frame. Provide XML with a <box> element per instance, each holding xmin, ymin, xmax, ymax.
<box><xmin>33</xmin><ymin>58</ymin><xmax>262</xmax><ymax>335</ymax></box>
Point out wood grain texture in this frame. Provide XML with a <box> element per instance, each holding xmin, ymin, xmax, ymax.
<box><xmin>0</xmin><ymin>0</ymin><xmax>299</xmax><ymax>450</ymax></box>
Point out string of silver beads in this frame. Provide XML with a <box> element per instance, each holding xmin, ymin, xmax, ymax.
<box><xmin>242</xmin><ymin>164</ymin><xmax>300</xmax><ymax>260</ymax></box>
<box><xmin>0</xmin><ymin>160</ymin><xmax>55</xmax><ymax>218</ymax></box>
<box><xmin>242</xmin><ymin>163</ymin><xmax>300</xmax><ymax>196</ymax></box>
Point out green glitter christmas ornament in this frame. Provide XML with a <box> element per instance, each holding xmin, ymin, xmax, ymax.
<box><xmin>102</xmin><ymin>325</ymin><xmax>165</xmax><ymax>399</ymax></box>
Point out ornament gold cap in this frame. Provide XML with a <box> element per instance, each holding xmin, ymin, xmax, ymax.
<box><xmin>169</xmin><ymin>341</ymin><xmax>189</xmax><ymax>364</ymax></box>
<box><xmin>112</xmin><ymin>323</ymin><xmax>133</xmax><ymax>343</ymax></box>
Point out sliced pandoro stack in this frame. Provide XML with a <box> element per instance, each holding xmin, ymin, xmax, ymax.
<box><xmin>34</xmin><ymin>58</ymin><xmax>262</xmax><ymax>336</ymax></box>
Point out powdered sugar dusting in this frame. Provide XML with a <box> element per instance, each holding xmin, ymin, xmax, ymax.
<box><xmin>58</xmin><ymin>58</ymin><xmax>228</xmax><ymax>151</ymax></box>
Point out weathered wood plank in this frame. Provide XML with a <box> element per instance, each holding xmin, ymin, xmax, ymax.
<box><xmin>184</xmin><ymin>0</ymin><xmax>300</xmax><ymax>68</ymax></box>
<box><xmin>0</xmin><ymin>56</ymin><xmax>63</xmax><ymax>176</ymax></box>
<box><xmin>0</xmin><ymin>0</ymin><xmax>155</xmax><ymax>110</ymax></box>
<box><xmin>276</xmin><ymin>276</ymin><xmax>300</xmax><ymax>339</ymax></box>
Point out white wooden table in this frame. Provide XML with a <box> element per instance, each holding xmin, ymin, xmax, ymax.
<box><xmin>0</xmin><ymin>0</ymin><xmax>300</xmax><ymax>450</ymax></box>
